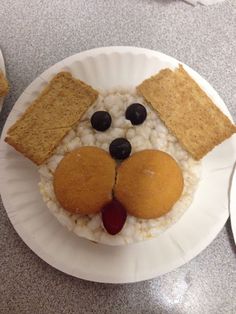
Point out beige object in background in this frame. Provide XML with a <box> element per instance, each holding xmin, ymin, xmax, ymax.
<box><xmin>137</xmin><ymin>65</ymin><xmax>236</xmax><ymax>160</ymax></box>
<box><xmin>183</xmin><ymin>0</ymin><xmax>225</xmax><ymax>5</ymax></box>
<box><xmin>5</xmin><ymin>72</ymin><xmax>98</xmax><ymax>165</ymax></box>
<box><xmin>0</xmin><ymin>70</ymin><xmax>9</xmax><ymax>97</ymax></box>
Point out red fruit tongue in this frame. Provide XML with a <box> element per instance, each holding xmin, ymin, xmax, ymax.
<box><xmin>102</xmin><ymin>200</ymin><xmax>127</xmax><ymax>235</ymax></box>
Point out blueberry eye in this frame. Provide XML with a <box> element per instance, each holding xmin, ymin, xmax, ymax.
<box><xmin>91</xmin><ymin>111</ymin><xmax>112</xmax><ymax>131</ymax></box>
<box><xmin>109</xmin><ymin>138</ymin><xmax>131</xmax><ymax>160</ymax></box>
<box><xmin>125</xmin><ymin>103</ymin><xmax>147</xmax><ymax>125</ymax></box>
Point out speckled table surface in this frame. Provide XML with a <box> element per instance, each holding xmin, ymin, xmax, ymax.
<box><xmin>0</xmin><ymin>0</ymin><xmax>236</xmax><ymax>313</ymax></box>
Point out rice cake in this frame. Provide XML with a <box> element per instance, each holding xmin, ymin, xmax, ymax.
<box><xmin>5</xmin><ymin>72</ymin><xmax>98</xmax><ymax>165</ymax></box>
<box><xmin>137</xmin><ymin>65</ymin><xmax>236</xmax><ymax>160</ymax></box>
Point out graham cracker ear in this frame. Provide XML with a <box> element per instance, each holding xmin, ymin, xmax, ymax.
<box><xmin>5</xmin><ymin>72</ymin><xmax>98</xmax><ymax>165</ymax></box>
<box><xmin>137</xmin><ymin>65</ymin><xmax>236</xmax><ymax>160</ymax></box>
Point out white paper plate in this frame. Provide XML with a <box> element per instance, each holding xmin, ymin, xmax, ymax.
<box><xmin>0</xmin><ymin>47</ymin><xmax>235</xmax><ymax>283</ymax></box>
<box><xmin>0</xmin><ymin>49</ymin><xmax>6</xmax><ymax>111</ymax></box>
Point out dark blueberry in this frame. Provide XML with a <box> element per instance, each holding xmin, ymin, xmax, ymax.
<box><xmin>91</xmin><ymin>111</ymin><xmax>112</xmax><ymax>131</ymax></box>
<box><xmin>109</xmin><ymin>138</ymin><xmax>131</xmax><ymax>160</ymax></box>
<box><xmin>125</xmin><ymin>103</ymin><xmax>147</xmax><ymax>125</ymax></box>
<box><xmin>102</xmin><ymin>199</ymin><xmax>127</xmax><ymax>235</ymax></box>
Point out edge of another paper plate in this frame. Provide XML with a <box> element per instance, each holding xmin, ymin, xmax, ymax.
<box><xmin>0</xmin><ymin>49</ymin><xmax>6</xmax><ymax>111</ymax></box>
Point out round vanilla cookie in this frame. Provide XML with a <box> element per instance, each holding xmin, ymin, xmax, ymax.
<box><xmin>53</xmin><ymin>146</ymin><xmax>116</xmax><ymax>214</ymax></box>
<box><xmin>114</xmin><ymin>150</ymin><xmax>184</xmax><ymax>219</ymax></box>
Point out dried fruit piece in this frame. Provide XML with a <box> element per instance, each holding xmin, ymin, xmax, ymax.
<box><xmin>102</xmin><ymin>200</ymin><xmax>127</xmax><ymax>235</ymax></box>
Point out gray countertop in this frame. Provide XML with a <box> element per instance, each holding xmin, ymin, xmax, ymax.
<box><xmin>0</xmin><ymin>1</ymin><xmax>236</xmax><ymax>313</ymax></box>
